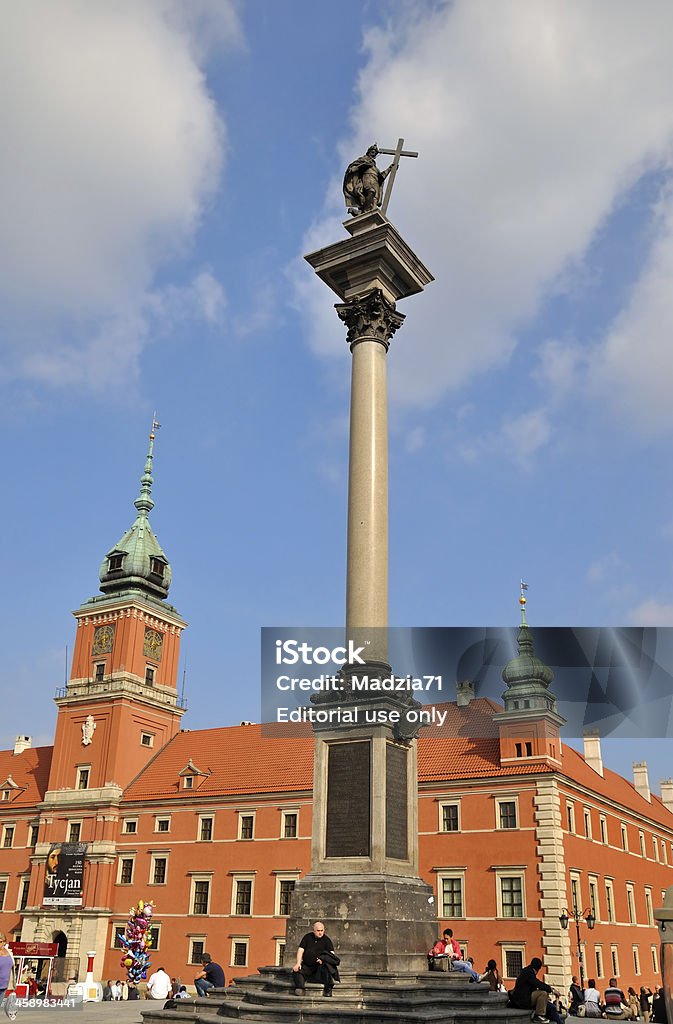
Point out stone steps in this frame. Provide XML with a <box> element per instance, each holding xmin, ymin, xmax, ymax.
<box><xmin>141</xmin><ymin>967</ymin><xmax>531</xmax><ymax>1024</ymax></box>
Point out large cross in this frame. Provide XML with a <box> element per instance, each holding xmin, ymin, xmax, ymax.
<box><xmin>377</xmin><ymin>138</ymin><xmax>418</xmax><ymax>216</ymax></box>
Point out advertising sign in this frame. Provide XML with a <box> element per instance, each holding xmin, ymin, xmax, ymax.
<box><xmin>42</xmin><ymin>843</ymin><xmax>87</xmax><ymax>906</ymax></box>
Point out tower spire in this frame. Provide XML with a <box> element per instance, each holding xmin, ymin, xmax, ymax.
<box><xmin>134</xmin><ymin>415</ymin><xmax>160</xmax><ymax>517</ymax></box>
<box><xmin>98</xmin><ymin>416</ymin><xmax>172</xmax><ymax>601</ymax></box>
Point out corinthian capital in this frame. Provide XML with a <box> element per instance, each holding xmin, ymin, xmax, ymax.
<box><xmin>336</xmin><ymin>289</ymin><xmax>405</xmax><ymax>350</ymax></box>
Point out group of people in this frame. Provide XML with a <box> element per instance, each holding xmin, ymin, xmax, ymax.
<box><xmin>428</xmin><ymin>929</ymin><xmax>501</xmax><ymax>986</ymax></box>
<box><xmin>144</xmin><ymin>953</ymin><xmax>225</xmax><ymax>1001</ymax></box>
<box><xmin>570</xmin><ymin>977</ymin><xmax>669</xmax><ymax>1021</ymax></box>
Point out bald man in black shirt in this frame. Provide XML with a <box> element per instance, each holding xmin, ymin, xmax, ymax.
<box><xmin>292</xmin><ymin>921</ymin><xmax>337</xmax><ymax>997</ymax></box>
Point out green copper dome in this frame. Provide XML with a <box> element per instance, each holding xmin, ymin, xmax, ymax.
<box><xmin>502</xmin><ymin>625</ymin><xmax>554</xmax><ymax>689</ymax></box>
<box><xmin>99</xmin><ymin>425</ymin><xmax>172</xmax><ymax>600</ymax></box>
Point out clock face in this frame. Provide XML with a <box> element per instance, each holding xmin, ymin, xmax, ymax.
<box><xmin>143</xmin><ymin>628</ymin><xmax>163</xmax><ymax>661</ymax></box>
<box><xmin>92</xmin><ymin>624</ymin><xmax>115</xmax><ymax>656</ymax></box>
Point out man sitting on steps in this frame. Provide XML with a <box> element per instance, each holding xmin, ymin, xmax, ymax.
<box><xmin>292</xmin><ymin>921</ymin><xmax>339</xmax><ymax>997</ymax></box>
<box><xmin>429</xmin><ymin>929</ymin><xmax>480</xmax><ymax>981</ymax></box>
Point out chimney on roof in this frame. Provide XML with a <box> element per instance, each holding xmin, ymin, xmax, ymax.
<box><xmin>239</xmin><ymin>721</ymin><xmax>255</xmax><ymax>726</ymax></box>
<box><xmin>633</xmin><ymin>761</ymin><xmax>651</xmax><ymax>802</ymax></box>
<box><xmin>661</xmin><ymin>779</ymin><xmax>673</xmax><ymax>813</ymax></box>
<box><xmin>456</xmin><ymin>681</ymin><xmax>474</xmax><ymax>707</ymax></box>
<box><xmin>583</xmin><ymin>731</ymin><xmax>603</xmax><ymax>777</ymax></box>
<box><xmin>13</xmin><ymin>736</ymin><xmax>31</xmax><ymax>756</ymax></box>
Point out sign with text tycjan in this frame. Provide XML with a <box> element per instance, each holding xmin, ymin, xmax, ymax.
<box><xmin>42</xmin><ymin>843</ymin><xmax>87</xmax><ymax>906</ymax></box>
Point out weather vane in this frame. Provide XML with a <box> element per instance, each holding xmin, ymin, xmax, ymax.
<box><xmin>343</xmin><ymin>138</ymin><xmax>418</xmax><ymax>217</ymax></box>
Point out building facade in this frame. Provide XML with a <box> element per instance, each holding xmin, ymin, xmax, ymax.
<box><xmin>1</xmin><ymin>443</ymin><xmax>672</xmax><ymax>994</ymax></box>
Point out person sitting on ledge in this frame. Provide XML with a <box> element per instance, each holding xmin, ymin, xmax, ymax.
<box><xmin>429</xmin><ymin>929</ymin><xmax>480</xmax><ymax>981</ymax></box>
<box><xmin>292</xmin><ymin>921</ymin><xmax>339</xmax><ymax>997</ymax></box>
<box><xmin>194</xmin><ymin>953</ymin><xmax>225</xmax><ymax>997</ymax></box>
<box><xmin>508</xmin><ymin>957</ymin><xmax>562</xmax><ymax>1024</ymax></box>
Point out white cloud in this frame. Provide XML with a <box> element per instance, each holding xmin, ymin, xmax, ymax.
<box><xmin>629</xmin><ymin>599</ymin><xmax>673</xmax><ymax>626</ymax></box>
<box><xmin>296</xmin><ymin>1</ymin><xmax>673</xmax><ymax>418</ymax></box>
<box><xmin>0</xmin><ymin>0</ymin><xmax>237</xmax><ymax>388</ymax></box>
<box><xmin>404</xmin><ymin>426</ymin><xmax>426</xmax><ymax>453</ymax></box>
<box><xmin>586</xmin><ymin>552</ymin><xmax>625</xmax><ymax>584</ymax></box>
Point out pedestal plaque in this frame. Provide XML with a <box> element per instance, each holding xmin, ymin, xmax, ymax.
<box><xmin>326</xmin><ymin>740</ymin><xmax>370</xmax><ymax>857</ymax></box>
<box><xmin>386</xmin><ymin>743</ymin><xmax>408</xmax><ymax>860</ymax></box>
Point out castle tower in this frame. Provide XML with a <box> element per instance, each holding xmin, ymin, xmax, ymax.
<box><xmin>494</xmin><ymin>588</ymin><xmax>564</xmax><ymax>767</ymax></box>
<box><xmin>20</xmin><ymin>423</ymin><xmax>186</xmax><ymax>977</ymax></box>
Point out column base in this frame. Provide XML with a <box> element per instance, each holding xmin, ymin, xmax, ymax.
<box><xmin>286</xmin><ymin>874</ymin><xmax>437</xmax><ymax>973</ymax></box>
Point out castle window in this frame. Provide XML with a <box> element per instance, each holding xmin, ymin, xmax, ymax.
<box><xmin>19</xmin><ymin>878</ymin><xmax>30</xmax><ymax>911</ymax></box>
<box><xmin>626</xmin><ymin>884</ymin><xmax>636</xmax><ymax>924</ymax></box>
<box><xmin>633</xmin><ymin>945</ymin><xmax>641</xmax><ymax>975</ymax></box>
<box><xmin>191</xmin><ymin>878</ymin><xmax>210</xmax><ymax>915</ymax></box>
<box><xmin>184</xmin><ymin>776</ymin><xmax>194</xmax><ymax>789</ymax></box>
<box><xmin>645</xmin><ymin>888</ymin><xmax>654</xmax><ymax>926</ymax></box>
<box><xmin>652</xmin><ymin>946</ymin><xmax>659</xmax><ymax>973</ymax></box>
<box><xmin>639</xmin><ymin>830</ymin><xmax>646</xmax><ymax>856</ymax></box>
<box><xmin>189</xmin><ymin>939</ymin><xmax>206</xmax><ymax>965</ymax></box>
<box><xmin>440</xmin><ymin>802</ymin><xmax>460</xmax><ymax>832</ymax></box>
<box><xmin>2</xmin><ymin>826</ymin><xmax>14</xmax><ymax>849</ymax></box>
<box><xmin>282</xmin><ymin>811</ymin><xmax>298</xmax><ymax>838</ymax></box>
<box><xmin>605</xmin><ymin>880</ymin><xmax>615</xmax><ymax>922</ymax></box>
<box><xmin>525</xmin><ymin>741</ymin><xmax>532</xmax><ymax>756</ymax></box>
<box><xmin>94</xmin><ymin>663</ymin><xmax>105</xmax><ymax>683</ymax></box>
<box><xmin>566</xmin><ymin>803</ymin><xmax>575</xmax><ymax>833</ymax></box>
<box><xmin>123</xmin><ymin>819</ymin><xmax>138</xmax><ymax>835</ymax></box>
<box><xmin>621</xmin><ymin>823</ymin><xmax>628</xmax><ymax>850</ymax></box>
<box><xmin>199</xmin><ymin>816</ymin><xmax>213</xmax><ymax>842</ymax></box>
<box><xmin>584</xmin><ymin>809</ymin><xmax>592</xmax><ymax>839</ymax></box>
<box><xmin>151</xmin><ymin>856</ymin><xmax>167</xmax><ymax>885</ymax></box>
<box><xmin>1</xmin><ymin>791</ymin><xmax>9</xmax><ymax>802</ymax></box>
<box><xmin>0</xmin><ymin>879</ymin><xmax>7</xmax><ymax>911</ymax></box>
<box><xmin>150</xmin><ymin>558</ymin><xmax>164</xmax><ymax>581</ymax></box>
<box><xmin>595</xmin><ymin>945</ymin><xmax>604</xmax><ymax>978</ymax></box>
<box><xmin>155</xmin><ymin>817</ymin><xmax>170</xmax><ymax>833</ymax></box>
<box><xmin>118</xmin><ymin>858</ymin><xmax>134</xmax><ymax>885</ymax></box>
<box><xmin>277</xmin><ymin>878</ymin><xmax>296</xmax><ymax>916</ymax></box>
<box><xmin>611</xmin><ymin>946</ymin><xmax>619</xmax><ymax>977</ymax></box>
<box><xmin>145</xmin><ymin>666</ymin><xmax>156</xmax><ymax>686</ymax></box>
<box><xmin>68</xmin><ymin>821</ymin><xmax>81</xmax><ymax>843</ymax></box>
<box><xmin>141</xmin><ymin>733</ymin><xmax>154</xmax><ymax>748</ymax></box>
<box><xmin>238</xmin><ymin>813</ymin><xmax>255</xmax><ymax>840</ymax></box>
<box><xmin>108</xmin><ymin>554</ymin><xmax>123</xmax><ymax>572</ymax></box>
<box><xmin>497</xmin><ymin>800</ymin><xmax>518</xmax><ymax>830</ymax></box>
<box><xmin>29</xmin><ymin>825</ymin><xmax>39</xmax><ymax>846</ymax></box>
<box><xmin>497</xmin><ymin>872</ymin><xmax>525</xmax><ymax>918</ymax></box>
<box><xmin>276</xmin><ymin>941</ymin><xmax>286</xmax><ymax>967</ymax></box>
<box><xmin>589</xmin><ymin>878</ymin><xmax>600</xmax><ymax>921</ymax></box>
<box><xmin>233</xmin><ymin>878</ymin><xmax>253</xmax><ymax>915</ymax></box>
<box><xmin>599</xmin><ymin>815</ymin><xmax>608</xmax><ymax>844</ymax></box>
<box><xmin>231</xmin><ymin>939</ymin><xmax>249</xmax><ymax>967</ymax></box>
<box><xmin>503</xmin><ymin>948</ymin><xmax>524</xmax><ymax>979</ymax></box>
<box><xmin>438</xmin><ymin>874</ymin><xmax>464</xmax><ymax>917</ymax></box>
<box><xmin>77</xmin><ymin>767</ymin><xmax>90</xmax><ymax>790</ymax></box>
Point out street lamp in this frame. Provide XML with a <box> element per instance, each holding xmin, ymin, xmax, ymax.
<box><xmin>559</xmin><ymin>906</ymin><xmax>596</xmax><ymax>988</ymax></box>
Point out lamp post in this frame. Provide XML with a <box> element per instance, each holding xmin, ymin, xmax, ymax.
<box><xmin>560</xmin><ymin>905</ymin><xmax>596</xmax><ymax>989</ymax></box>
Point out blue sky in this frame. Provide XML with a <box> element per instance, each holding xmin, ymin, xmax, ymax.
<box><xmin>2</xmin><ymin>0</ymin><xmax>673</xmax><ymax>793</ymax></box>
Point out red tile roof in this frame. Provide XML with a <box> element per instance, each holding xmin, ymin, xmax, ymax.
<box><xmin>0</xmin><ymin>745</ymin><xmax>52</xmax><ymax>806</ymax></box>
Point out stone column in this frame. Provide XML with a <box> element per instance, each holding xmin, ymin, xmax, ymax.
<box><xmin>337</xmin><ymin>290</ymin><xmax>404</xmax><ymax>665</ymax></box>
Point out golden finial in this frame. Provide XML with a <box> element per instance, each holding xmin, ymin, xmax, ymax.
<box><xmin>519</xmin><ymin>579</ymin><xmax>528</xmax><ymax>625</ymax></box>
<box><xmin>150</xmin><ymin>412</ymin><xmax>161</xmax><ymax>442</ymax></box>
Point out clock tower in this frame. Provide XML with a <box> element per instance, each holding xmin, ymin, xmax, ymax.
<box><xmin>49</xmin><ymin>421</ymin><xmax>187</xmax><ymax>794</ymax></box>
<box><xmin>20</xmin><ymin>424</ymin><xmax>187</xmax><ymax>968</ymax></box>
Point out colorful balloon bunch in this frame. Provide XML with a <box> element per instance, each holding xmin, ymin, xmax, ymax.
<box><xmin>119</xmin><ymin>899</ymin><xmax>155</xmax><ymax>983</ymax></box>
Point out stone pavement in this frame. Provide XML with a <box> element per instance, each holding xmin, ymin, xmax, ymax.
<box><xmin>9</xmin><ymin>1000</ymin><xmax>146</xmax><ymax>1024</ymax></box>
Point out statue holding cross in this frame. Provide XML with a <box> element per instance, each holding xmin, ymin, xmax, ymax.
<box><xmin>343</xmin><ymin>138</ymin><xmax>418</xmax><ymax>218</ymax></box>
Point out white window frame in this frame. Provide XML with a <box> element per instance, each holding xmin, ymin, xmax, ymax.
<box><xmin>653</xmin><ymin>836</ymin><xmax>660</xmax><ymax>862</ymax></box>
<box><xmin>621</xmin><ymin>823</ymin><xmax>628</xmax><ymax>851</ymax></box>
<box><xmin>94</xmin><ymin>662</ymin><xmax>106</xmax><ymax>683</ymax></box>
<box><xmin>188</xmin><ymin>937</ymin><xmax>207</xmax><ymax>965</ymax></box>
<box><xmin>123</xmin><ymin>818</ymin><xmax>138</xmax><ymax>835</ymax></box>
<box><xmin>230</xmin><ymin>937</ymin><xmax>249</xmax><ymax>968</ymax></box>
<box><xmin>605</xmin><ymin>879</ymin><xmax>615</xmax><ymax>923</ymax></box>
<box><xmin>501</xmin><ymin>944</ymin><xmax>526</xmax><ymax>980</ymax></box>
<box><xmin>76</xmin><ymin>765</ymin><xmax>91</xmax><ymax>790</ymax></box>
<box><xmin>599</xmin><ymin>815</ymin><xmax>608</xmax><ymax>844</ymax></box>
<box><xmin>610</xmin><ymin>945</ymin><xmax>620</xmax><ymax>977</ymax></box>
<box><xmin>662</xmin><ymin>840</ymin><xmax>667</xmax><ymax>864</ymax></box>
<box><xmin>16</xmin><ymin>876</ymin><xmax>30</xmax><ymax>912</ymax></box>
<box><xmin>183</xmin><ymin>776</ymin><xmax>194</xmax><ymax>790</ymax></box>
<box><xmin>198</xmin><ymin>815</ymin><xmax>214</xmax><ymax>842</ymax></box>
<box><xmin>626</xmin><ymin>883</ymin><xmax>636</xmax><ymax>925</ymax></box>
<box><xmin>652</xmin><ymin>946</ymin><xmax>659</xmax><ymax>974</ymax></box>
<box><xmin>639</xmin><ymin>830</ymin><xmax>646</xmax><ymax>856</ymax></box>
<box><xmin>566</xmin><ymin>802</ymin><xmax>575</xmax><ymax>834</ymax></box>
<box><xmin>595</xmin><ymin>944</ymin><xmax>604</xmax><ymax>979</ymax></box>
<box><xmin>439</xmin><ymin>800</ymin><xmax>461</xmax><ymax>833</ymax></box>
<box><xmin>281</xmin><ymin>809</ymin><xmax>298</xmax><ymax>839</ymax></box>
<box><xmin>150</xmin><ymin>853</ymin><xmax>169</xmax><ymax>886</ymax></box>
<box><xmin>633</xmin><ymin>945</ymin><xmax>641</xmax><ymax>976</ymax></box>
<box><xmin>437</xmin><ymin>869</ymin><xmax>466</xmax><ymax>919</ymax></box>
<box><xmin>496</xmin><ymin>797</ymin><xmax>519</xmax><ymax>830</ymax></box>
<box><xmin>68</xmin><ymin>819</ymin><xmax>82</xmax><ymax>844</ymax></box>
<box><xmin>145</xmin><ymin>665</ymin><xmax>156</xmax><ymax>686</ymax></box>
<box><xmin>275</xmin><ymin>939</ymin><xmax>286</xmax><ymax>967</ymax></box>
<box><xmin>275</xmin><ymin>872</ymin><xmax>300</xmax><ymax>917</ymax></box>
<box><xmin>28</xmin><ymin>823</ymin><xmax>39</xmax><ymax>847</ymax></box>
<box><xmin>645</xmin><ymin>887</ymin><xmax>654</xmax><ymax>926</ymax></box>
<box><xmin>189</xmin><ymin>875</ymin><xmax>212</xmax><ymax>916</ymax></box>
<box><xmin>238</xmin><ymin>812</ymin><xmax>256</xmax><ymax>841</ymax></box>
<box><xmin>1</xmin><ymin>824</ymin><xmax>15</xmax><ymax>849</ymax></box>
<box><xmin>117</xmin><ymin>855</ymin><xmax>135</xmax><ymax>885</ymax></box>
<box><xmin>584</xmin><ymin>808</ymin><xmax>592</xmax><ymax>840</ymax></box>
<box><xmin>140</xmin><ymin>732</ymin><xmax>155</xmax><ymax>748</ymax></box>
<box><xmin>155</xmin><ymin>816</ymin><xmax>171</xmax><ymax>833</ymax></box>
<box><xmin>495</xmin><ymin>868</ymin><xmax>526</xmax><ymax>919</ymax></box>
<box><xmin>0</xmin><ymin>876</ymin><xmax>8</xmax><ymax>911</ymax></box>
<box><xmin>231</xmin><ymin>873</ymin><xmax>255</xmax><ymax>916</ymax></box>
